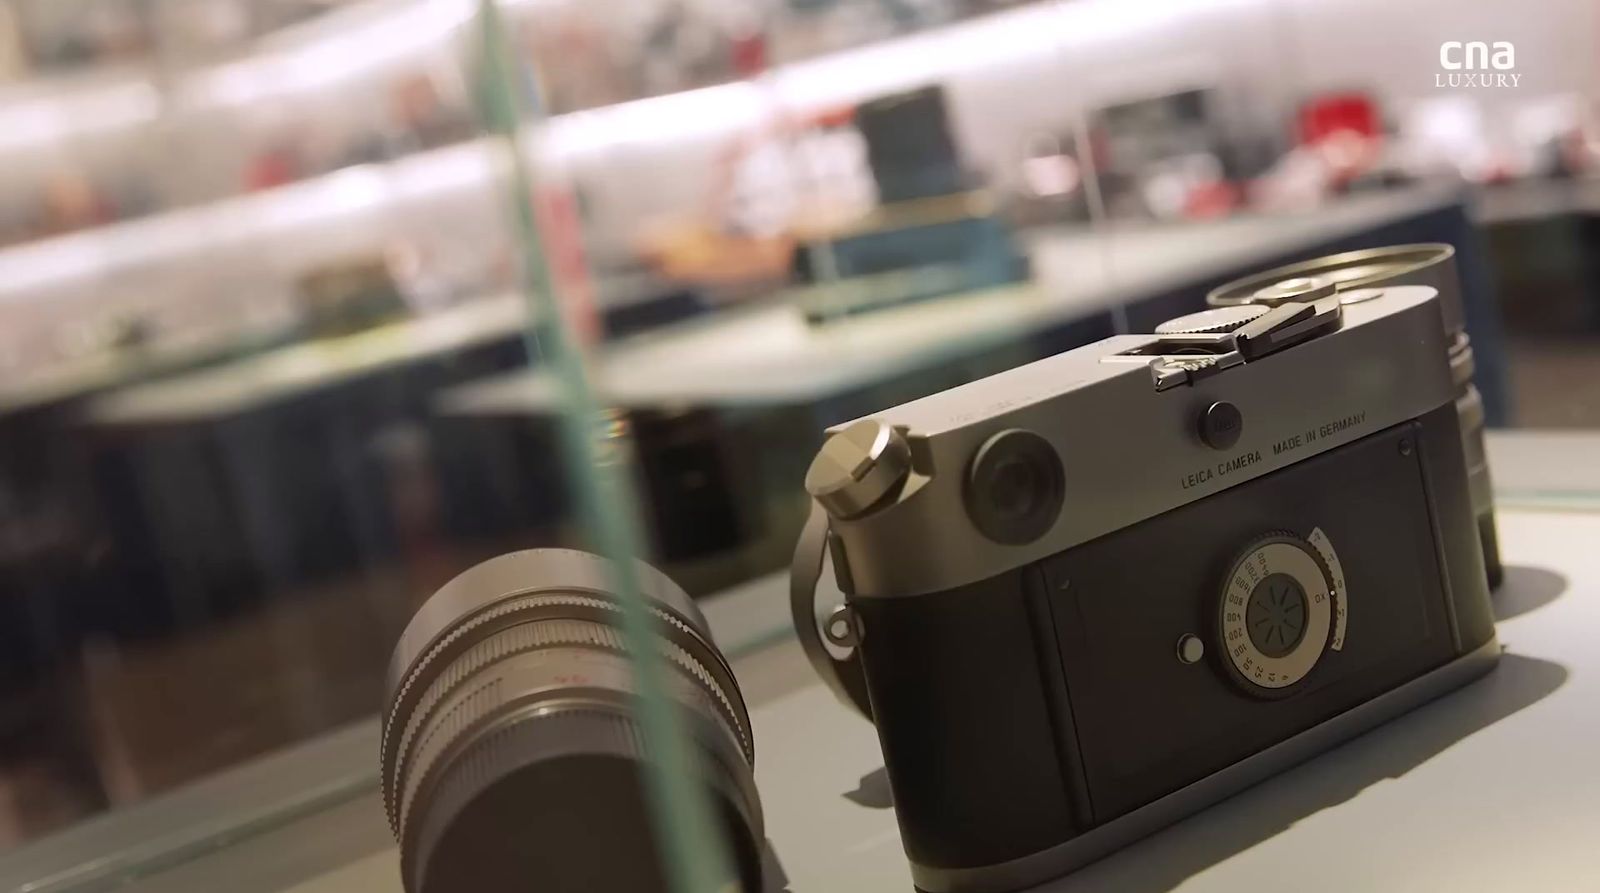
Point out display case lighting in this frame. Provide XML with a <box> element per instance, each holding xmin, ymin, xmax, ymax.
<box><xmin>0</xmin><ymin>139</ymin><xmax>500</xmax><ymax>304</ymax></box>
<box><xmin>184</xmin><ymin>0</ymin><xmax>475</xmax><ymax>108</ymax></box>
<box><xmin>0</xmin><ymin>79</ymin><xmax>161</xmax><ymax>152</ymax></box>
<box><xmin>0</xmin><ymin>0</ymin><xmax>1255</xmax><ymax>302</ymax></box>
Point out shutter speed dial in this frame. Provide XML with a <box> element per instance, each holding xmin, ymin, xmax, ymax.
<box><xmin>1216</xmin><ymin>533</ymin><xmax>1336</xmax><ymax>696</ymax></box>
<box><xmin>1155</xmin><ymin>304</ymin><xmax>1268</xmax><ymax>335</ymax></box>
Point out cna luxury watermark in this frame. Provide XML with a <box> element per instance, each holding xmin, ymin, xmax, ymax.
<box><xmin>1436</xmin><ymin>41</ymin><xmax>1521</xmax><ymax>88</ymax></box>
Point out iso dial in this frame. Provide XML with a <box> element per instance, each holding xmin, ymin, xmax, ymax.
<box><xmin>1217</xmin><ymin>533</ymin><xmax>1336</xmax><ymax>695</ymax></box>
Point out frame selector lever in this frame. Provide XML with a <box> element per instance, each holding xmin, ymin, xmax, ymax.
<box><xmin>1144</xmin><ymin>295</ymin><xmax>1343</xmax><ymax>391</ymax></box>
<box><xmin>1231</xmin><ymin>298</ymin><xmax>1342</xmax><ymax>361</ymax></box>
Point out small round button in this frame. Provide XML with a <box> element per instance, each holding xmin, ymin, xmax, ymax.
<box><xmin>1198</xmin><ymin>401</ymin><xmax>1243</xmax><ymax>450</ymax></box>
<box><xmin>1176</xmin><ymin>634</ymin><xmax>1205</xmax><ymax>664</ymax></box>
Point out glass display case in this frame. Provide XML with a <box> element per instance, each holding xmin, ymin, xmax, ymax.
<box><xmin>0</xmin><ymin>0</ymin><xmax>1598</xmax><ymax>890</ymax></box>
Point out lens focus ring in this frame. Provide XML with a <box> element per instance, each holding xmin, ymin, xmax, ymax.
<box><xmin>382</xmin><ymin>595</ymin><xmax>750</xmax><ymax>832</ymax></box>
<box><xmin>381</xmin><ymin>550</ymin><xmax>762</xmax><ymax>893</ymax></box>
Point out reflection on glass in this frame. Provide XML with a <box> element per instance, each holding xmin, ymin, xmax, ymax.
<box><xmin>473</xmin><ymin>2</ymin><xmax>737</xmax><ymax>889</ymax></box>
<box><xmin>0</xmin><ymin>0</ymin><xmax>1595</xmax><ymax>888</ymax></box>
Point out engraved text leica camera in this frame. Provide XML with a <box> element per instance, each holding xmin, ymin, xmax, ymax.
<box><xmin>790</xmin><ymin>264</ymin><xmax>1500</xmax><ymax>892</ymax></box>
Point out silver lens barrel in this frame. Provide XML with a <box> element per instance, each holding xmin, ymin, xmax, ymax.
<box><xmin>1451</xmin><ymin>338</ymin><xmax>1501</xmax><ymax>587</ymax></box>
<box><xmin>381</xmin><ymin>549</ymin><xmax>762</xmax><ymax>893</ymax></box>
<box><xmin>1208</xmin><ymin>245</ymin><xmax>1501</xmax><ymax>588</ymax></box>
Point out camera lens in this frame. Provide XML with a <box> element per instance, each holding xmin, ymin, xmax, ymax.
<box><xmin>966</xmin><ymin>429</ymin><xmax>1064</xmax><ymax>544</ymax></box>
<box><xmin>381</xmin><ymin>549</ymin><xmax>762</xmax><ymax>893</ymax></box>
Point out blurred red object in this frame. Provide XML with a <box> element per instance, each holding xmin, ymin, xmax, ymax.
<box><xmin>1297</xmin><ymin>92</ymin><xmax>1384</xmax><ymax>190</ymax></box>
<box><xmin>1184</xmin><ymin>180</ymin><xmax>1240</xmax><ymax>219</ymax></box>
<box><xmin>1298</xmin><ymin>92</ymin><xmax>1381</xmax><ymax>146</ymax></box>
<box><xmin>244</xmin><ymin>147</ymin><xmax>299</xmax><ymax>192</ymax></box>
<box><xmin>730</xmin><ymin>31</ymin><xmax>767</xmax><ymax>77</ymax></box>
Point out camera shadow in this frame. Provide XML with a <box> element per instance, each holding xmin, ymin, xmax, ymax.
<box><xmin>1039</xmin><ymin>651</ymin><xmax>1567</xmax><ymax>893</ymax></box>
<box><xmin>844</xmin><ymin>767</ymin><xmax>895</xmax><ymax>809</ymax></box>
<box><xmin>1493</xmin><ymin>565</ymin><xmax>1567</xmax><ymax>621</ymax></box>
<box><xmin>762</xmin><ymin>840</ymin><xmax>793</xmax><ymax>892</ymax></box>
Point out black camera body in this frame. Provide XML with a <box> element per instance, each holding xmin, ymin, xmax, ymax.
<box><xmin>794</xmin><ymin>282</ymin><xmax>1498</xmax><ymax>892</ymax></box>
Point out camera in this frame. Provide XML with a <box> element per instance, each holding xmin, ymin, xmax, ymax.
<box><xmin>793</xmin><ymin>263</ymin><xmax>1500</xmax><ymax>892</ymax></box>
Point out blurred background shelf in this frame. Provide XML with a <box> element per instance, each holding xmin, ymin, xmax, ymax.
<box><xmin>436</xmin><ymin>186</ymin><xmax>1493</xmax><ymax>416</ymax></box>
<box><xmin>0</xmin><ymin>0</ymin><xmax>1595</xmax><ymax>427</ymax></box>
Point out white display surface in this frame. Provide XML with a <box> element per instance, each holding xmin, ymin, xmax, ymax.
<box><xmin>49</xmin><ymin>502</ymin><xmax>1592</xmax><ymax>893</ymax></box>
